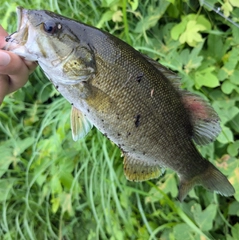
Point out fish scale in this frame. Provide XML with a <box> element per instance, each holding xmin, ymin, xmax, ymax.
<box><xmin>4</xmin><ymin>7</ymin><xmax>235</xmax><ymax>201</ymax></box>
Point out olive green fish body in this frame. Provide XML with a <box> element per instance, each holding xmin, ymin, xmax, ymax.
<box><xmin>5</xmin><ymin>7</ymin><xmax>235</xmax><ymax>200</ymax></box>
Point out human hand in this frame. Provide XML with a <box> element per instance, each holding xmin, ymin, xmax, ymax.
<box><xmin>0</xmin><ymin>25</ymin><xmax>37</xmax><ymax>105</ymax></box>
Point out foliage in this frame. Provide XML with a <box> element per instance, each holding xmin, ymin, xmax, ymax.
<box><xmin>0</xmin><ymin>0</ymin><xmax>239</xmax><ymax>239</ymax></box>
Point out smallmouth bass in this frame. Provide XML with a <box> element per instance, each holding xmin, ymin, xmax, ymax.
<box><xmin>4</xmin><ymin>7</ymin><xmax>235</xmax><ymax>201</ymax></box>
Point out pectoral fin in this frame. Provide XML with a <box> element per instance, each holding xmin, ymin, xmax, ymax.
<box><xmin>123</xmin><ymin>154</ymin><xmax>163</xmax><ymax>181</ymax></box>
<box><xmin>71</xmin><ymin>106</ymin><xmax>93</xmax><ymax>141</ymax></box>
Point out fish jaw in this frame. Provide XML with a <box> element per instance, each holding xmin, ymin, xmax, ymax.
<box><xmin>4</xmin><ymin>7</ymin><xmax>38</xmax><ymax>61</ymax></box>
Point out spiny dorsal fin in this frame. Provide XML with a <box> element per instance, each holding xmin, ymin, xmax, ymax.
<box><xmin>181</xmin><ymin>91</ymin><xmax>221</xmax><ymax>145</ymax></box>
<box><xmin>123</xmin><ymin>154</ymin><xmax>163</xmax><ymax>181</ymax></box>
<box><xmin>71</xmin><ymin>106</ymin><xmax>93</xmax><ymax>141</ymax></box>
<box><xmin>143</xmin><ymin>55</ymin><xmax>221</xmax><ymax>145</ymax></box>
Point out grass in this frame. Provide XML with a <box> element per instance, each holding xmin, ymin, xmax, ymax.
<box><xmin>0</xmin><ymin>0</ymin><xmax>239</xmax><ymax>239</ymax></box>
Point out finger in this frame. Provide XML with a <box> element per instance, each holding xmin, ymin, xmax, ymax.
<box><xmin>0</xmin><ymin>74</ymin><xmax>10</xmax><ymax>104</ymax></box>
<box><xmin>0</xmin><ymin>50</ymin><xmax>35</xmax><ymax>93</ymax></box>
<box><xmin>0</xmin><ymin>25</ymin><xmax>8</xmax><ymax>48</ymax></box>
<box><xmin>23</xmin><ymin>59</ymin><xmax>38</xmax><ymax>74</ymax></box>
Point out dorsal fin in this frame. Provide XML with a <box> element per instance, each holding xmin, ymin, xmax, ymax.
<box><xmin>143</xmin><ymin>55</ymin><xmax>221</xmax><ymax>145</ymax></box>
<box><xmin>123</xmin><ymin>154</ymin><xmax>163</xmax><ymax>181</ymax></box>
<box><xmin>71</xmin><ymin>106</ymin><xmax>93</xmax><ymax>141</ymax></box>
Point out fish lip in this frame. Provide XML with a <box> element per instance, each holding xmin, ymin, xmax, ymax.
<box><xmin>16</xmin><ymin>6</ymin><xmax>23</xmax><ymax>31</ymax></box>
<box><xmin>4</xmin><ymin>7</ymin><xmax>28</xmax><ymax>48</ymax></box>
<box><xmin>4</xmin><ymin>7</ymin><xmax>24</xmax><ymax>45</ymax></box>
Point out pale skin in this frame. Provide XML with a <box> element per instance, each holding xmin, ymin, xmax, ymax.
<box><xmin>0</xmin><ymin>25</ymin><xmax>37</xmax><ymax>104</ymax></box>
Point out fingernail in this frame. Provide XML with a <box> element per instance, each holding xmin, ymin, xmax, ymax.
<box><xmin>0</xmin><ymin>51</ymin><xmax>10</xmax><ymax>66</ymax></box>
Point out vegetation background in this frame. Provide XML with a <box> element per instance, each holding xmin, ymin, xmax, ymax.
<box><xmin>0</xmin><ymin>0</ymin><xmax>239</xmax><ymax>239</ymax></box>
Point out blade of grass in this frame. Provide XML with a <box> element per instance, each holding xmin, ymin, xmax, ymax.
<box><xmin>147</xmin><ymin>181</ymin><xmax>214</xmax><ymax>240</ymax></box>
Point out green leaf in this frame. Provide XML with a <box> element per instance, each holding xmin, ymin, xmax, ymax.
<box><xmin>51</xmin><ymin>175</ymin><xmax>62</xmax><ymax>194</ymax></box>
<box><xmin>171</xmin><ymin>14</ymin><xmax>211</xmax><ymax>47</ymax></box>
<box><xmin>207</xmin><ymin>34</ymin><xmax>224</xmax><ymax>61</ymax></box>
<box><xmin>228</xmin><ymin>201</ymin><xmax>239</xmax><ymax>216</ymax></box>
<box><xmin>179</xmin><ymin>20</ymin><xmax>205</xmax><ymax>47</ymax></box>
<box><xmin>230</xmin><ymin>70</ymin><xmax>239</xmax><ymax>85</ymax></box>
<box><xmin>184</xmin><ymin>42</ymin><xmax>204</xmax><ymax>72</ymax></box>
<box><xmin>171</xmin><ymin>21</ymin><xmax>186</xmax><ymax>40</ymax></box>
<box><xmin>51</xmin><ymin>197</ymin><xmax>60</xmax><ymax>213</ymax></box>
<box><xmin>0</xmin><ymin>179</ymin><xmax>15</xmax><ymax>202</ymax></box>
<box><xmin>228</xmin><ymin>162</ymin><xmax>239</xmax><ymax>201</ymax></box>
<box><xmin>230</xmin><ymin>0</ymin><xmax>239</xmax><ymax>7</ymax></box>
<box><xmin>221</xmin><ymin>2</ymin><xmax>233</xmax><ymax>17</ymax></box>
<box><xmin>96</xmin><ymin>10</ymin><xmax>114</xmax><ymax>28</ymax></box>
<box><xmin>173</xmin><ymin>223</ymin><xmax>197</xmax><ymax>240</ymax></box>
<box><xmin>217</xmin><ymin>126</ymin><xmax>234</xmax><ymax>144</ymax></box>
<box><xmin>14</xmin><ymin>137</ymin><xmax>35</xmax><ymax>156</ymax></box>
<box><xmin>227</xmin><ymin>141</ymin><xmax>239</xmax><ymax>157</ymax></box>
<box><xmin>194</xmin><ymin>67</ymin><xmax>219</xmax><ymax>88</ymax></box>
<box><xmin>191</xmin><ymin>203</ymin><xmax>217</xmax><ymax>231</ymax></box>
<box><xmin>221</xmin><ymin>81</ymin><xmax>236</xmax><ymax>94</ymax></box>
<box><xmin>161</xmin><ymin>172</ymin><xmax>178</xmax><ymax>198</ymax></box>
<box><xmin>135</xmin><ymin>1</ymin><xmax>170</xmax><ymax>32</ymax></box>
<box><xmin>196</xmin><ymin>15</ymin><xmax>212</xmax><ymax>30</ymax></box>
<box><xmin>129</xmin><ymin>0</ymin><xmax>138</xmax><ymax>11</ymax></box>
<box><xmin>232</xmin><ymin>223</ymin><xmax>239</xmax><ymax>239</ymax></box>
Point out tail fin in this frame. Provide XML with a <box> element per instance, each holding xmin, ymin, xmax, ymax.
<box><xmin>178</xmin><ymin>162</ymin><xmax>235</xmax><ymax>201</ymax></box>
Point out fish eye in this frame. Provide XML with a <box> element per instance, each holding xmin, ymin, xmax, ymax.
<box><xmin>43</xmin><ymin>21</ymin><xmax>58</xmax><ymax>34</ymax></box>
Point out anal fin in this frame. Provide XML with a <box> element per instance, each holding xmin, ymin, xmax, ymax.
<box><xmin>123</xmin><ymin>154</ymin><xmax>162</xmax><ymax>182</ymax></box>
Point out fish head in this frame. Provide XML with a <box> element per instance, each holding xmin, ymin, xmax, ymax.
<box><xmin>5</xmin><ymin>7</ymin><xmax>96</xmax><ymax>85</ymax></box>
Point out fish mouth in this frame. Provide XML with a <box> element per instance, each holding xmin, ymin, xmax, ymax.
<box><xmin>4</xmin><ymin>7</ymin><xmax>38</xmax><ymax>61</ymax></box>
<box><xmin>5</xmin><ymin>7</ymin><xmax>28</xmax><ymax>47</ymax></box>
<box><xmin>16</xmin><ymin>6</ymin><xmax>24</xmax><ymax>32</ymax></box>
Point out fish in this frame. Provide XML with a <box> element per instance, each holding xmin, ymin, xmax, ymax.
<box><xmin>4</xmin><ymin>7</ymin><xmax>235</xmax><ymax>201</ymax></box>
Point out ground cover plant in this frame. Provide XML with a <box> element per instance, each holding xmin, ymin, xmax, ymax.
<box><xmin>0</xmin><ymin>0</ymin><xmax>239</xmax><ymax>239</ymax></box>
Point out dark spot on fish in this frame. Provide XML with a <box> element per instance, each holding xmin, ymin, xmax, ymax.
<box><xmin>133</xmin><ymin>148</ymin><xmax>135</xmax><ymax>151</ymax></box>
<box><xmin>104</xmin><ymin>133</ymin><xmax>108</xmax><ymax>137</ymax></box>
<box><xmin>141</xmin><ymin>171</ymin><xmax>144</xmax><ymax>173</ymax></box>
<box><xmin>126</xmin><ymin>132</ymin><xmax>131</xmax><ymax>137</ymax></box>
<box><xmin>101</xmin><ymin>119</ymin><xmax>104</xmax><ymax>122</ymax></box>
<box><xmin>143</xmin><ymin>152</ymin><xmax>146</xmax><ymax>155</ymax></box>
<box><xmin>134</xmin><ymin>171</ymin><xmax>136</xmax><ymax>174</ymax></box>
<box><xmin>87</xmin><ymin>109</ymin><xmax>90</xmax><ymax>112</ymax></box>
<box><xmin>135</xmin><ymin>114</ymin><xmax>141</xmax><ymax>127</ymax></box>
<box><xmin>136</xmin><ymin>73</ymin><xmax>144</xmax><ymax>83</ymax></box>
<box><xmin>71</xmin><ymin>103</ymin><xmax>74</xmax><ymax>105</ymax></box>
<box><xmin>56</xmin><ymin>85</ymin><xmax>59</xmax><ymax>89</ymax></box>
<box><xmin>118</xmin><ymin>133</ymin><xmax>121</xmax><ymax>136</ymax></box>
